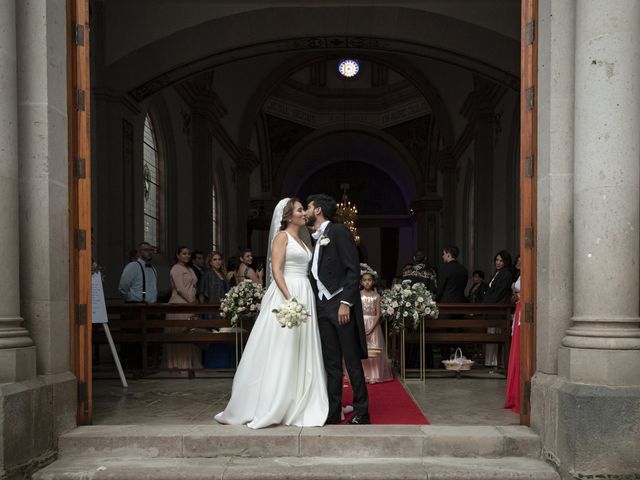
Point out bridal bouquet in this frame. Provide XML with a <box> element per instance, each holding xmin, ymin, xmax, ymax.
<box><xmin>220</xmin><ymin>280</ymin><xmax>264</xmax><ymax>327</ymax></box>
<box><xmin>381</xmin><ymin>279</ymin><xmax>438</xmax><ymax>333</ymax></box>
<box><xmin>272</xmin><ymin>297</ymin><xmax>310</xmax><ymax>329</ymax></box>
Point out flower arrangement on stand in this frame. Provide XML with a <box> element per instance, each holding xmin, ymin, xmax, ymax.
<box><xmin>220</xmin><ymin>280</ymin><xmax>264</xmax><ymax>327</ymax></box>
<box><xmin>381</xmin><ymin>279</ymin><xmax>438</xmax><ymax>333</ymax></box>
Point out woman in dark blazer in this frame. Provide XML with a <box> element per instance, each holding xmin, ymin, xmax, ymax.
<box><xmin>482</xmin><ymin>250</ymin><xmax>515</xmax><ymax>368</ymax></box>
<box><xmin>483</xmin><ymin>250</ymin><xmax>515</xmax><ymax>304</ymax></box>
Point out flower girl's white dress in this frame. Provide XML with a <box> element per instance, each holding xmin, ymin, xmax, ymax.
<box><xmin>215</xmin><ymin>233</ymin><xmax>328</xmax><ymax>428</ymax></box>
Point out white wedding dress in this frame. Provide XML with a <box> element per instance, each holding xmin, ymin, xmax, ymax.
<box><xmin>214</xmin><ymin>232</ymin><xmax>328</xmax><ymax>428</ymax></box>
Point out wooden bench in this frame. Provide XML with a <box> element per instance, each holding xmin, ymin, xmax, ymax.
<box><xmin>400</xmin><ymin>303</ymin><xmax>515</xmax><ymax>374</ymax></box>
<box><xmin>94</xmin><ymin>303</ymin><xmax>250</xmax><ymax>377</ymax></box>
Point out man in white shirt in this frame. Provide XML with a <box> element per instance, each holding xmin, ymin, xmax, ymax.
<box><xmin>118</xmin><ymin>242</ymin><xmax>158</xmax><ymax>303</ymax></box>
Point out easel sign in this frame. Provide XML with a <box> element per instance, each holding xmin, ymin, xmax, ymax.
<box><xmin>92</xmin><ymin>273</ymin><xmax>128</xmax><ymax>387</ymax></box>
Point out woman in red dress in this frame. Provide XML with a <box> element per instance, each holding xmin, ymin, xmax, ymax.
<box><xmin>503</xmin><ymin>275</ymin><xmax>521</xmax><ymax>413</ymax></box>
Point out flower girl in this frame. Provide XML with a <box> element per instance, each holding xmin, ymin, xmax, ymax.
<box><xmin>359</xmin><ymin>264</ymin><xmax>393</xmax><ymax>383</ymax></box>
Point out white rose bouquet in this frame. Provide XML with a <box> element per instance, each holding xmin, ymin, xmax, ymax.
<box><xmin>220</xmin><ymin>280</ymin><xmax>264</xmax><ymax>327</ymax></box>
<box><xmin>272</xmin><ymin>297</ymin><xmax>310</xmax><ymax>329</ymax></box>
<box><xmin>381</xmin><ymin>279</ymin><xmax>438</xmax><ymax>333</ymax></box>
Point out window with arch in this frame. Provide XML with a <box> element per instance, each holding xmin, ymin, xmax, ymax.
<box><xmin>212</xmin><ymin>180</ymin><xmax>219</xmax><ymax>251</ymax></box>
<box><xmin>143</xmin><ymin>113</ymin><xmax>161</xmax><ymax>250</ymax></box>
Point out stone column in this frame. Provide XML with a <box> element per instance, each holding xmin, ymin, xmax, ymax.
<box><xmin>16</xmin><ymin>0</ymin><xmax>70</xmax><ymax>376</ymax></box>
<box><xmin>438</xmin><ymin>151</ymin><xmax>457</xmax><ymax>247</ymax></box>
<box><xmin>410</xmin><ymin>194</ymin><xmax>442</xmax><ymax>266</ymax></box>
<box><xmin>560</xmin><ymin>0</ymin><xmax>640</xmax><ymax>386</ymax></box>
<box><xmin>0</xmin><ymin>0</ymin><xmax>35</xmax><ymax>383</ymax></box>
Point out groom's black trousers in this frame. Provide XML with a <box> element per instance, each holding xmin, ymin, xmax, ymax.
<box><xmin>316</xmin><ymin>295</ymin><xmax>369</xmax><ymax>417</ymax></box>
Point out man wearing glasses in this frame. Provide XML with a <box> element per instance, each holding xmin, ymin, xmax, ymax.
<box><xmin>118</xmin><ymin>241</ymin><xmax>158</xmax><ymax>303</ymax></box>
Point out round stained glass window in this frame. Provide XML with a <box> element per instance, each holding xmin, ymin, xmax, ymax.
<box><xmin>338</xmin><ymin>59</ymin><xmax>360</xmax><ymax>78</ymax></box>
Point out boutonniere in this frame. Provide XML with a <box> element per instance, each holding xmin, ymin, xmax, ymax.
<box><xmin>319</xmin><ymin>234</ymin><xmax>331</xmax><ymax>247</ymax></box>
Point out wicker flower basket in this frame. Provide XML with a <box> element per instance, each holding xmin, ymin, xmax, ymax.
<box><xmin>442</xmin><ymin>348</ymin><xmax>474</xmax><ymax>371</ymax></box>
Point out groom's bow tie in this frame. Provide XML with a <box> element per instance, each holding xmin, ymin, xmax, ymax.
<box><xmin>311</xmin><ymin>229</ymin><xmax>323</xmax><ymax>240</ymax></box>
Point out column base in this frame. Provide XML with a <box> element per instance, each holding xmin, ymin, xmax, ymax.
<box><xmin>558</xmin><ymin>346</ymin><xmax>640</xmax><ymax>386</ymax></box>
<box><xmin>0</xmin><ymin>372</ymin><xmax>76</xmax><ymax>479</ymax></box>
<box><xmin>0</xmin><ymin>346</ymin><xmax>36</xmax><ymax>383</ymax></box>
<box><xmin>532</xmin><ymin>372</ymin><xmax>640</xmax><ymax>479</ymax></box>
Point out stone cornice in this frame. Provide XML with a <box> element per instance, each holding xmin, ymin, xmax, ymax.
<box><xmin>278</xmin><ymin>78</ymin><xmax>419</xmax><ymax>106</ymax></box>
<box><xmin>176</xmin><ymin>82</ymin><xmax>227</xmax><ymax>122</ymax></box>
<box><xmin>410</xmin><ymin>194</ymin><xmax>443</xmax><ymax>212</ymax></box>
<box><xmin>263</xmin><ymin>96</ymin><xmax>430</xmax><ymax>129</ymax></box>
<box><xmin>92</xmin><ymin>87</ymin><xmax>141</xmax><ymax>115</ymax></box>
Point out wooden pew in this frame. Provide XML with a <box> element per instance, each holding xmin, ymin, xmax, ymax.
<box><xmin>93</xmin><ymin>303</ymin><xmax>247</xmax><ymax>377</ymax></box>
<box><xmin>429</xmin><ymin>303</ymin><xmax>514</xmax><ymax>371</ymax></box>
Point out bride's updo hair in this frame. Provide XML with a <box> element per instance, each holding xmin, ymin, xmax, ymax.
<box><xmin>279</xmin><ymin>197</ymin><xmax>301</xmax><ymax>230</ymax></box>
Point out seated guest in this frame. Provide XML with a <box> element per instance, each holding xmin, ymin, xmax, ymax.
<box><xmin>467</xmin><ymin>270</ymin><xmax>488</xmax><ymax>303</ymax></box>
<box><xmin>436</xmin><ymin>245</ymin><xmax>468</xmax><ymax>303</ymax></box>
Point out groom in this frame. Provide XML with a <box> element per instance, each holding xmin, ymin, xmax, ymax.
<box><xmin>306</xmin><ymin>194</ymin><xmax>370</xmax><ymax>425</ymax></box>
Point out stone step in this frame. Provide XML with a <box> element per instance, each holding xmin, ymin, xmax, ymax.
<box><xmin>33</xmin><ymin>456</ymin><xmax>560</xmax><ymax>480</ymax></box>
<box><xmin>57</xmin><ymin>425</ymin><xmax>541</xmax><ymax>459</ymax></box>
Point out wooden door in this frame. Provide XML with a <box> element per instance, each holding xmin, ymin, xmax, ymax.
<box><xmin>68</xmin><ymin>0</ymin><xmax>92</xmax><ymax>425</ymax></box>
<box><xmin>519</xmin><ymin>0</ymin><xmax>538</xmax><ymax>425</ymax></box>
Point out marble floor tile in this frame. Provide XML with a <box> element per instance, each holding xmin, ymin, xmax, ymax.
<box><xmin>93</xmin><ymin>373</ymin><xmax>518</xmax><ymax>426</ymax></box>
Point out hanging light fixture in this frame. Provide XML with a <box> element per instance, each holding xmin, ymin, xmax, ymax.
<box><xmin>336</xmin><ymin>183</ymin><xmax>360</xmax><ymax>245</ymax></box>
<box><xmin>335</xmin><ymin>60</ymin><xmax>360</xmax><ymax>245</ymax></box>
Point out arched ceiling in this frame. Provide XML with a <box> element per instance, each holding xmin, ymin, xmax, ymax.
<box><xmin>99</xmin><ymin>0</ymin><xmax>520</xmax><ymax>66</ymax></box>
<box><xmin>97</xmin><ymin>5</ymin><xmax>519</xmax><ymax>97</ymax></box>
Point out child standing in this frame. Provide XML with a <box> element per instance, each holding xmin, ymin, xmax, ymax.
<box><xmin>360</xmin><ymin>264</ymin><xmax>393</xmax><ymax>384</ymax></box>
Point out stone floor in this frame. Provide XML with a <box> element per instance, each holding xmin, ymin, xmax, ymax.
<box><xmin>92</xmin><ymin>370</ymin><xmax>519</xmax><ymax>426</ymax></box>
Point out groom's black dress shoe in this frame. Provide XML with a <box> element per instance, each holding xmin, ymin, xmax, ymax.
<box><xmin>347</xmin><ymin>413</ymin><xmax>371</xmax><ymax>425</ymax></box>
<box><xmin>325</xmin><ymin>413</ymin><xmax>342</xmax><ymax>425</ymax></box>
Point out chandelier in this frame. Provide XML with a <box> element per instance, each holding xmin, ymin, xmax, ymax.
<box><xmin>336</xmin><ymin>183</ymin><xmax>360</xmax><ymax>245</ymax></box>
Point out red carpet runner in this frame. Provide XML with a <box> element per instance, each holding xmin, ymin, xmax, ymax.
<box><xmin>341</xmin><ymin>377</ymin><xmax>430</xmax><ymax>425</ymax></box>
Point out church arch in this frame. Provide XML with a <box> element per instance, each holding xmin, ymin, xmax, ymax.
<box><xmin>236</xmin><ymin>52</ymin><xmax>456</xmax><ymax>153</ymax></box>
<box><xmin>275</xmin><ymin>126</ymin><xmax>418</xmax><ymax>205</ymax></box>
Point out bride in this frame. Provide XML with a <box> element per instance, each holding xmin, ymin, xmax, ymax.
<box><xmin>214</xmin><ymin>197</ymin><xmax>328</xmax><ymax>428</ymax></box>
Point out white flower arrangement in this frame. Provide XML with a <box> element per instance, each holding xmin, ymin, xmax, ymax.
<box><xmin>319</xmin><ymin>234</ymin><xmax>330</xmax><ymax>247</ymax></box>
<box><xmin>272</xmin><ymin>297</ymin><xmax>310</xmax><ymax>329</ymax></box>
<box><xmin>220</xmin><ymin>280</ymin><xmax>264</xmax><ymax>327</ymax></box>
<box><xmin>380</xmin><ymin>279</ymin><xmax>438</xmax><ymax>333</ymax></box>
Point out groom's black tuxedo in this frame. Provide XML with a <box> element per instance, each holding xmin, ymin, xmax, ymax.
<box><xmin>310</xmin><ymin>222</ymin><xmax>369</xmax><ymax>419</ymax></box>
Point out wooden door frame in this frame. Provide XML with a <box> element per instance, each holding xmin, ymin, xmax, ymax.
<box><xmin>519</xmin><ymin>0</ymin><xmax>537</xmax><ymax>425</ymax></box>
<box><xmin>68</xmin><ymin>0</ymin><xmax>92</xmax><ymax>425</ymax></box>
<box><xmin>68</xmin><ymin>1</ymin><xmax>538</xmax><ymax>425</ymax></box>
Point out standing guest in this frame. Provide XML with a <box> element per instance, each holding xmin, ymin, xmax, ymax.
<box><xmin>162</xmin><ymin>246</ymin><xmax>203</xmax><ymax>371</ymax></box>
<box><xmin>504</xmin><ymin>275</ymin><xmax>521</xmax><ymax>413</ymax></box>
<box><xmin>127</xmin><ymin>248</ymin><xmax>138</xmax><ymax>263</ymax></box>
<box><xmin>359</xmin><ymin>265</ymin><xmax>393</xmax><ymax>384</ymax></box>
<box><xmin>190</xmin><ymin>250</ymin><xmax>206</xmax><ymax>295</ymax></box>
<box><xmin>199</xmin><ymin>251</ymin><xmax>229</xmax><ymax>305</ymax></box>
<box><xmin>467</xmin><ymin>270</ymin><xmax>488</xmax><ymax>303</ymax></box>
<box><xmin>483</xmin><ymin>250</ymin><xmax>515</xmax><ymax>368</ymax></box>
<box><xmin>403</xmin><ymin>255</ymin><xmax>438</xmax><ymax>294</ymax></box>
<box><xmin>118</xmin><ymin>241</ymin><xmax>158</xmax><ymax>303</ymax></box>
<box><xmin>483</xmin><ymin>251</ymin><xmax>515</xmax><ymax>304</ymax></box>
<box><xmin>233</xmin><ymin>248</ymin><xmax>263</xmax><ymax>285</ymax></box>
<box><xmin>436</xmin><ymin>246</ymin><xmax>468</xmax><ymax>303</ymax></box>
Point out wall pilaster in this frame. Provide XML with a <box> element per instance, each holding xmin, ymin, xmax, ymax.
<box><xmin>0</xmin><ymin>0</ymin><xmax>36</xmax><ymax>384</ymax></box>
